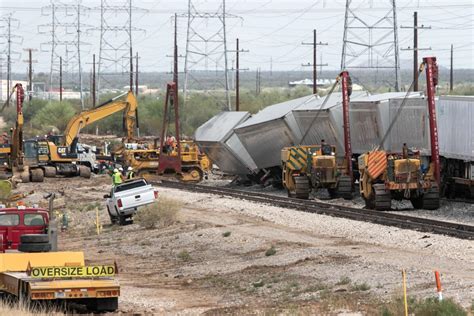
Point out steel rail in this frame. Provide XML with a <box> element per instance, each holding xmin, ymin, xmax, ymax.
<box><xmin>156</xmin><ymin>181</ymin><xmax>474</xmax><ymax>240</ymax></box>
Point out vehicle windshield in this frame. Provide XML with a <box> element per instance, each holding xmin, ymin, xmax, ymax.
<box><xmin>115</xmin><ymin>180</ymin><xmax>148</xmax><ymax>193</ymax></box>
<box><xmin>0</xmin><ymin>214</ymin><xmax>20</xmax><ymax>226</ymax></box>
<box><xmin>24</xmin><ymin>213</ymin><xmax>45</xmax><ymax>226</ymax></box>
<box><xmin>24</xmin><ymin>141</ymin><xmax>38</xmax><ymax>158</ymax></box>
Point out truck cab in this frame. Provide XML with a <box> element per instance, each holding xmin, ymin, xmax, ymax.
<box><xmin>0</xmin><ymin>207</ymin><xmax>49</xmax><ymax>252</ymax></box>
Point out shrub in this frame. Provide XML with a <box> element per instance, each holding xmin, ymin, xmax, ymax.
<box><xmin>265</xmin><ymin>245</ymin><xmax>277</xmax><ymax>256</ymax></box>
<box><xmin>381</xmin><ymin>297</ymin><xmax>467</xmax><ymax>316</ymax></box>
<box><xmin>336</xmin><ymin>276</ymin><xmax>352</xmax><ymax>286</ymax></box>
<box><xmin>222</xmin><ymin>231</ymin><xmax>231</xmax><ymax>237</ymax></box>
<box><xmin>177</xmin><ymin>250</ymin><xmax>191</xmax><ymax>262</ymax></box>
<box><xmin>134</xmin><ymin>196</ymin><xmax>181</xmax><ymax>229</ymax></box>
<box><xmin>350</xmin><ymin>282</ymin><xmax>370</xmax><ymax>291</ymax></box>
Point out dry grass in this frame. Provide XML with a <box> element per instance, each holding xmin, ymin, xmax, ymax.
<box><xmin>0</xmin><ymin>299</ymin><xmax>63</xmax><ymax>315</ymax></box>
<box><xmin>134</xmin><ymin>196</ymin><xmax>181</xmax><ymax>229</ymax></box>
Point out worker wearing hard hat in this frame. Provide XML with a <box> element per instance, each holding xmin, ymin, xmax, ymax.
<box><xmin>112</xmin><ymin>168</ymin><xmax>123</xmax><ymax>186</ymax></box>
<box><xmin>126</xmin><ymin>166</ymin><xmax>135</xmax><ymax>180</ymax></box>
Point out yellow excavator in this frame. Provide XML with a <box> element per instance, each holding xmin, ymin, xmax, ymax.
<box><xmin>20</xmin><ymin>91</ymin><xmax>139</xmax><ymax>181</ymax></box>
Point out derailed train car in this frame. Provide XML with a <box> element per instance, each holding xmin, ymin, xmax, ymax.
<box><xmin>195</xmin><ymin>93</ymin><xmax>473</xmax><ymax>197</ymax></box>
<box><xmin>195</xmin><ymin>111</ymin><xmax>257</xmax><ymax>177</ymax></box>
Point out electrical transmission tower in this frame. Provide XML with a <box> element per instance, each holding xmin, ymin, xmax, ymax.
<box><xmin>95</xmin><ymin>0</ymin><xmax>145</xmax><ymax>95</ymax></box>
<box><xmin>181</xmin><ymin>0</ymin><xmax>241</xmax><ymax>110</ymax></box>
<box><xmin>39</xmin><ymin>1</ymin><xmax>91</xmax><ymax>108</ymax></box>
<box><xmin>341</xmin><ymin>0</ymin><xmax>400</xmax><ymax>91</ymax></box>
<box><xmin>0</xmin><ymin>14</ymin><xmax>22</xmax><ymax>104</ymax></box>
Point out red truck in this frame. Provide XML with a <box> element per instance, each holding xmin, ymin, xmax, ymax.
<box><xmin>0</xmin><ymin>205</ymin><xmax>120</xmax><ymax>312</ymax></box>
<box><xmin>0</xmin><ymin>207</ymin><xmax>50</xmax><ymax>252</ymax></box>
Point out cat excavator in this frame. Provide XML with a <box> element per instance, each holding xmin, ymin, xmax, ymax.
<box><xmin>19</xmin><ymin>91</ymin><xmax>138</xmax><ymax>181</ymax></box>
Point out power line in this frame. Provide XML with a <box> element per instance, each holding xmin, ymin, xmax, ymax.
<box><xmin>301</xmin><ymin>29</ymin><xmax>328</xmax><ymax>94</ymax></box>
<box><xmin>341</xmin><ymin>0</ymin><xmax>401</xmax><ymax>91</ymax></box>
<box><xmin>38</xmin><ymin>1</ymin><xmax>91</xmax><ymax>106</ymax></box>
<box><xmin>94</xmin><ymin>0</ymin><xmax>146</xmax><ymax>96</ymax></box>
<box><xmin>180</xmin><ymin>0</ymin><xmax>241</xmax><ymax>111</ymax></box>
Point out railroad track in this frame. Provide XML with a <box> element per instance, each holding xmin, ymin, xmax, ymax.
<box><xmin>156</xmin><ymin>181</ymin><xmax>474</xmax><ymax>240</ymax></box>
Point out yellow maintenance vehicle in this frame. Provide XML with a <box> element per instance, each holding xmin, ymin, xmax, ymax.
<box><xmin>281</xmin><ymin>71</ymin><xmax>354</xmax><ymax>200</ymax></box>
<box><xmin>358</xmin><ymin>57</ymin><xmax>441</xmax><ymax>210</ymax></box>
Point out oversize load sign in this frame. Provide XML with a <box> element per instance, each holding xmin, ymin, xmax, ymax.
<box><xmin>30</xmin><ymin>266</ymin><xmax>115</xmax><ymax>278</ymax></box>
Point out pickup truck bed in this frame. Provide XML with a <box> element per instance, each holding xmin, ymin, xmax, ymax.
<box><xmin>105</xmin><ymin>178</ymin><xmax>157</xmax><ymax>225</ymax></box>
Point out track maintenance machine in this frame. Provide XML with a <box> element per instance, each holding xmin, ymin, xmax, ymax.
<box><xmin>281</xmin><ymin>71</ymin><xmax>354</xmax><ymax>199</ymax></box>
<box><xmin>358</xmin><ymin>57</ymin><xmax>440</xmax><ymax>210</ymax></box>
<box><xmin>0</xmin><ymin>83</ymin><xmax>45</xmax><ymax>182</ymax></box>
<box><xmin>155</xmin><ymin>81</ymin><xmax>207</xmax><ymax>182</ymax></box>
<box><xmin>0</xmin><ymin>183</ymin><xmax>120</xmax><ymax>312</ymax></box>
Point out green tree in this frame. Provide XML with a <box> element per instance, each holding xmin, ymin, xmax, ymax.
<box><xmin>32</xmin><ymin>101</ymin><xmax>76</xmax><ymax>132</ymax></box>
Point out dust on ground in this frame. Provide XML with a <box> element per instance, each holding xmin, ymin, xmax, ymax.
<box><xmin>17</xmin><ymin>175</ymin><xmax>474</xmax><ymax>314</ymax></box>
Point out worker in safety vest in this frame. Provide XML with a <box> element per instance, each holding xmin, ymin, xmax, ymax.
<box><xmin>126</xmin><ymin>166</ymin><xmax>135</xmax><ymax>180</ymax></box>
<box><xmin>112</xmin><ymin>168</ymin><xmax>123</xmax><ymax>186</ymax></box>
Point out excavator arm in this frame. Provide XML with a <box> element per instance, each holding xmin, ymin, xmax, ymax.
<box><xmin>62</xmin><ymin>91</ymin><xmax>138</xmax><ymax>148</ymax></box>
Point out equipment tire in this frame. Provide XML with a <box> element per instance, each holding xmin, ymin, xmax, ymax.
<box><xmin>92</xmin><ymin>297</ymin><xmax>119</xmax><ymax>312</ymax></box>
<box><xmin>107</xmin><ymin>206</ymin><xmax>118</xmax><ymax>224</ymax></box>
<box><xmin>294</xmin><ymin>176</ymin><xmax>310</xmax><ymax>199</ymax></box>
<box><xmin>18</xmin><ymin>242</ymin><xmax>51</xmax><ymax>253</ymax></box>
<box><xmin>337</xmin><ymin>175</ymin><xmax>353</xmax><ymax>200</ymax></box>
<box><xmin>43</xmin><ymin>166</ymin><xmax>56</xmax><ymax>178</ymax></box>
<box><xmin>20</xmin><ymin>234</ymin><xmax>49</xmax><ymax>244</ymax></box>
<box><xmin>119</xmin><ymin>215</ymin><xmax>133</xmax><ymax>226</ymax></box>
<box><xmin>79</xmin><ymin>165</ymin><xmax>91</xmax><ymax>179</ymax></box>
<box><xmin>30</xmin><ymin>168</ymin><xmax>44</xmax><ymax>182</ymax></box>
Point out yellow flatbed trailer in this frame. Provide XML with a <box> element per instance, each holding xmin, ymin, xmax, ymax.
<box><xmin>0</xmin><ymin>251</ymin><xmax>120</xmax><ymax>312</ymax></box>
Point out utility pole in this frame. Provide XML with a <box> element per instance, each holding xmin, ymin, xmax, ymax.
<box><xmin>401</xmin><ymin>11</ymin><xmax>431</xmax><ymax>91</ymax></box>
<box><xmin>129</xmin><ymin>47</ymin><xmax>133</xmax><ymax>92</ymax></box>
<box><xmin>234</xmin><ymin>38</ymin><xmax>249</xmax><ymax>111</ymax></box>
<box><xmin>0</xmin><ymin>16</ymin><xmax>22</xmax><ymax>105</ymax></box>
<box><xmin>92</xmin><ymin>54</ymin><xmax>96</xmax><ymax>107</ymax></box>
<box><xmin>59</xmin><ymin>56</ymin><xmax>63</xmax><ymax>102</ymax></box>
<box><xmin>302</xmin><ymin>29</ymin><xmax>328</xmax><ymax>94</ymax></box>
<box><xmin>135</xmin><ymin>52</ymin><xmax>139</xmax><ymax>97</ymax></box>
<box><xmin>135</xmin><ymin>51</ymin><xmax>139</xmax><ymax>138</ymax></box>
<box><xmin>450</xmin><ymin>44</ymin><xmax>453</xmax><ymax>92</ymax></box>
<box><xmin>255</xmin><ymin>68</ymin><xmax>262</xmax><ymax>95</ymax></box>
<box><xmin>173</xmin><ymin>13</ymin><xmax>178</xmax><ymax>86</ymax></box>
<box><xmin>23</xmin><ymin>48</ymin><xmax>37</xmax><ymax>102</ymax></box>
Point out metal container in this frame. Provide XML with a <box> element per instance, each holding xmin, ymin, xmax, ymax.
<box><xmin>292</xmin><ymin>91</ymin><xmax>369</xmax><ymax>156</ymax></box>
<box><xmin>234</xmin><ymin>95</ymin><xmax>318</xmax><ymax>169</ymax></box>
<box><xmin>388</xmin><ymin>95</ymin><xmax>429</xmax><ymax>155</ymax></box>
<box><xmin>350</xmin><ymin>92</ymin><xmax>420</xmax><ymax>154</ymax></box>
<box><xmin>194</xmin><ymin>111</ymin><xmax>257</xmax><ymax>175</ymax></box>
<box><xmin>438</xmin><ymin>96</ymin><xmax>474</xmax><ymax>160</ymax></box>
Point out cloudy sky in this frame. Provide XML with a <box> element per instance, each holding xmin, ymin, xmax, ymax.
<box><xmin>1</xmin><ymin>0</ymin><xmax>473</xmax><ymax>74</ymax></box>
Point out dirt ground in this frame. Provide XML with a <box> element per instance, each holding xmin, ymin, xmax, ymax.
<box><xmin>16</xmin><ymin>175</ymin><xmax>474</xmax><ymax>315</ymax></box>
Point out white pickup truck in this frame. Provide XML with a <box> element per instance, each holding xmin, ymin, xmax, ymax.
<box><xmin>104</xmin><ymin>178</ymin><xmax>158</xmax><ymax>225</ymax></box>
